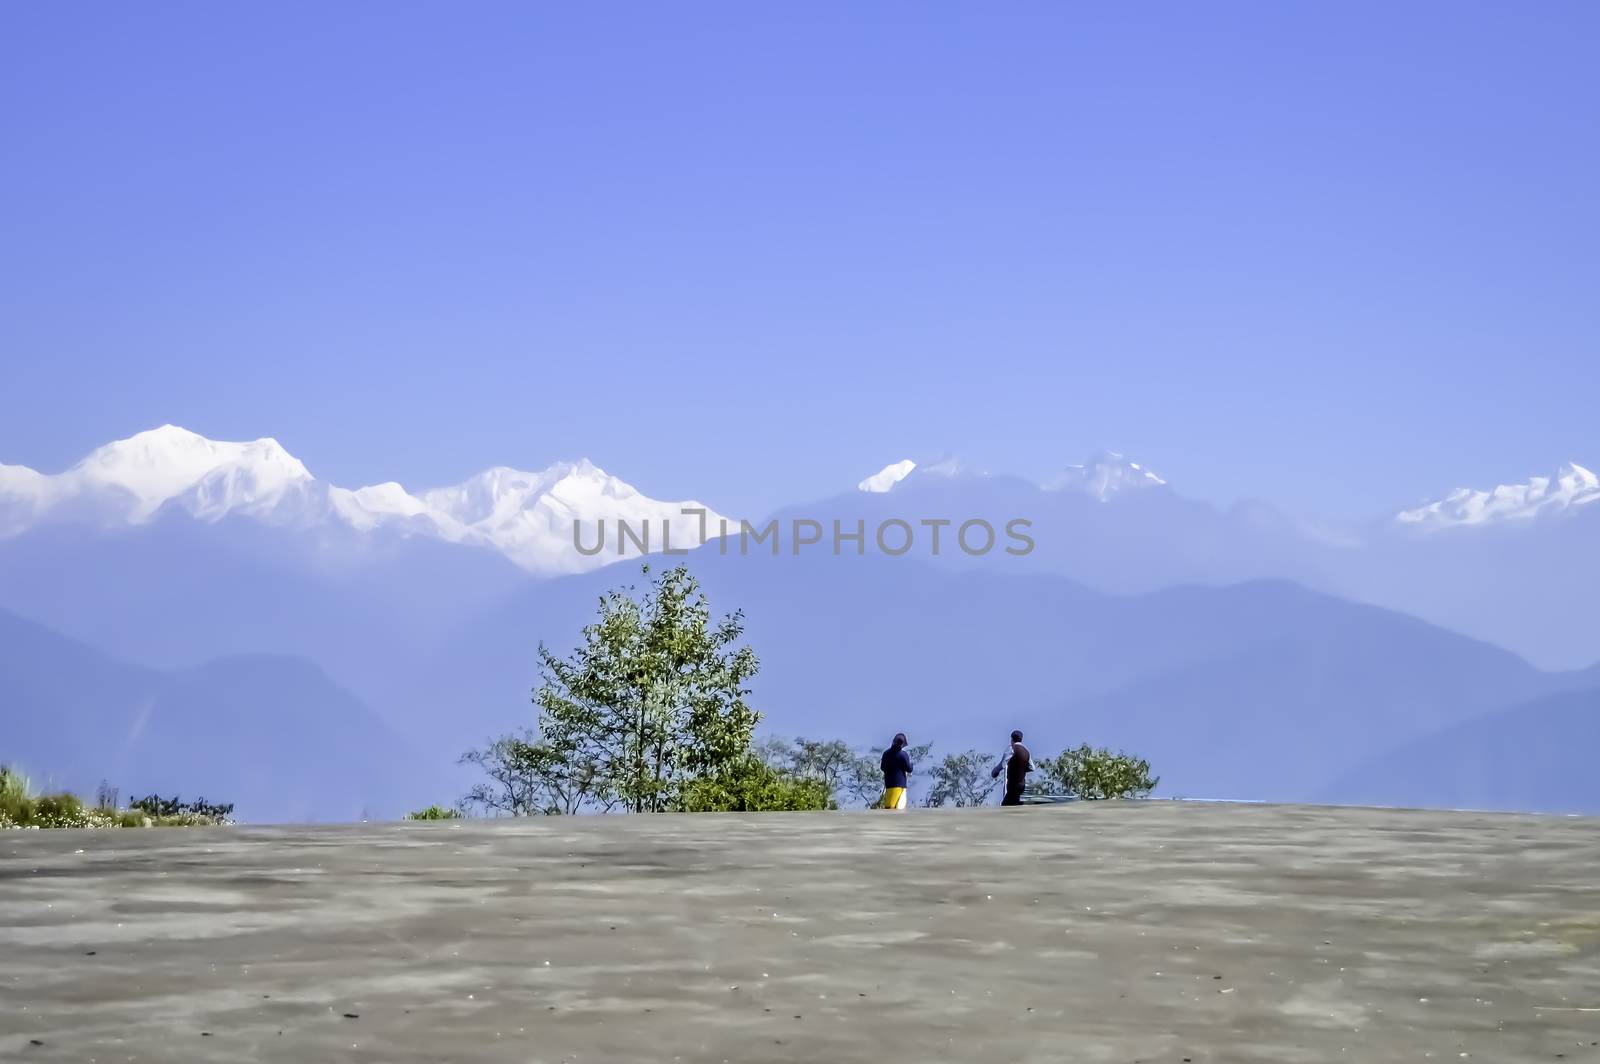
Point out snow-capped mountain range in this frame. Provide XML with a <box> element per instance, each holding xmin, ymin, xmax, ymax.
<box><xmin>856</xmin><ymin>451</ymin><xmax>1168</xmax><ymax>500</ymax></box>
<box><xmin>1396</xmin><ymin>462</ymin><xmax>1600</xmax><ymax>529</ymax></box>
<box><xmin>3</xmin><ymin>426</ymin><xmax>1596</xmax><ymax>579</ymax></box>
<box><xmin>1044</xmin><ymin>452</ymin><xmax>1168</xmax><ymax>500</ymax></box>
<box><xmin>0</xmin><ymin>426</ymin><xmax>725</xmax><ymax>575</ymax></box>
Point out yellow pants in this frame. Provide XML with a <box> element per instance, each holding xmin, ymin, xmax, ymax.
<box><xmin>882</xmin><ymin>787</ymin><xmax>907</xmax><ymax>810</ymax></box>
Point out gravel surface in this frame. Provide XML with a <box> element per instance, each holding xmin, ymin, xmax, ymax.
<box><xmin>4</xmin><ymin>801</ymin><xmax>1600</xmax><ymax>1062</ymax></box>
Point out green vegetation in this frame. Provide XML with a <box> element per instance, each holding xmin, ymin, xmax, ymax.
<box><xmin>405</xmin><ymin>804</ymin><xmax>465</xmax><ymax>820</ymax></box>
<box><xmin>1036</xmin><ymin>744</ymin><xmax>1159</xmax><ymax>800</ymax></box>
<box><xmin>465</xmin><ymin>565</ymin><xmax>768</xmax><ymax>814</ymax></box>
<box><xmin>461</xmin><ymin>733</ymin><xmax>608</xmax><ymax>816</ymax></box>
<box><xmin>459</xmin><ymin>564</ymin><xmax>1157</xmax><ymax>816</ymax></box>
<box><xmin>0</xmin><ymin>766</ymin><xmax>232</xmax><ymax>829</ymax></box>
<box><xmin>923</xmin><ymin>748</ymin><xmax>1001</xmax><ymax>808</ymax></box>
<box><xmin>128</xmin><ymin>794</ymin><xmax>236</xmax><ymax>821</ymax></box>
<box><xmin>679</xmin><ymin>754</ymin><xmax>834</xmax><ymax>812</ymax></box>
<box><xmin>758</xmin><ymin>735</ymin><xmax>934</xmax><ymax>808</ymax></box>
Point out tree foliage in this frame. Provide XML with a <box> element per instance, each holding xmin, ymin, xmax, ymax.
<box><xmin>457</xmin><ymin>566</ymin><xmax>1162</xmax><ymax>817</ymax></box>
<box><xmin>127</xmin><ymin>794</ymin><xmax>235</xmax><ymax>820</ymax></box>
<box><xmin>460</xmin><ymin>732</ymin><xmax>610</xmax><ymax>816</ymax></box>
<box><xmin>678</xmin><ymin>754</ymin><xmax>833</xmax><ymax>812</ymax></box>
<box><xmin>465</xmin><ymin>566</ymin><xmax>762</xmax><ymax>814</ymax></box>
<box><xmin>758</xmin><ymin>735</ymin><xmax>934</xmax><ymax>808</ymax></box>
<box><xmin>1036</xmin><ymin>744</ymin><xmax>1158</xmax><ymax>799</ymax></box>
<box><xmin>923</xmin><ymin>748</ymin><xmax>998</xmax><ymax>808</ymax></box>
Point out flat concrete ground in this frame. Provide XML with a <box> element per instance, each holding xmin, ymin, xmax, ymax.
<box><xmin>4</xmin><ymin>803</ymin><xmax>1600</xmax><ymax>1064</ymax></box>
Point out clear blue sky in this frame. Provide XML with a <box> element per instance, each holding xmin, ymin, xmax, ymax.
<box><xmin>2</xmin><ymin>2</ymin><xmax>1595</xmax><ymax>519</ymax></box>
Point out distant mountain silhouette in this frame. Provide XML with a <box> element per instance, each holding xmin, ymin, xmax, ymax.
<box><xmin>1317</xmin><ymin>686</ymin><xmax>1600</xmax><ymax>813</ymax></box>
<box><xmin>0</xmin><ymin>513</ymin><xmax>527</xmax><ymax>712</ymax></box>
<box><xmin>3</xmin><ymin>499</ymin><xmax>1597</xmax><ymax>813</ymax></box>
<box><xmin>424</xmin><ymin>551</ymin><xmax>1586</xmax><ymax>805</ymax></box>
<box><xmin>0</xmin><ymin>609</ymin><xmax>422</xmax><ymax>823</ymax></box>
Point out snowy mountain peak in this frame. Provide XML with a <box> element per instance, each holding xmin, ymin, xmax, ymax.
<box><xmin>855</xmin><ymin>455</ymin><xmax>989</xmax><ymax>492</ymax></box>
<box><xmin>70</xmin><ymin>425</ymin><xmax>312</xmax><ymax>519</ymax></box>
<box><xmin>420</xmin><ymin>459</ymin><xmax>722</xmax><ymax>574</ymax></box>
<box><xmin>0</xmin><ymin>430</ymin><xmax>727</xmax><ymax>576</ymax></box>
<box><xmin>1558</xmin><ymin>461</ymin><xmax>1599</xmax><ymax>491</ymax></box>
<box><xmin>1044</xmin><ymin>451</ymin><xmax>1166</xmax><ymax>500</ymax></box>
<box><xmin>421</xmin><ymin>460</ymin><xmax>631</xmax><ymax>527</ymax></box>
<box><xmin>1397</xmin><ymin>462</ymin><xmax>1600</xmax><ymax>529</ymax></box>
<box><xmin>858</xmin><ymin>459</ymin><xmax>917</xmax><ymax>493</ymax></box>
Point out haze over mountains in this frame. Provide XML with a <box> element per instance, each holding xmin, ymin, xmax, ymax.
<box><xmin>2</xmin><ymin>426</ymin><xmax>1597</xmax><ymax>821</ymax></box>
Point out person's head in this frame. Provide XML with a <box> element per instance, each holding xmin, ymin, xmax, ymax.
<box><xmin>1011</xmin><ymin>729</ymin><xmax>1024</xmax><ymax>743</ymax></box>
<box><xmin>892</xmin><ymin>732</ymin><xmax>907</xmax><ymax>748</ymax></box>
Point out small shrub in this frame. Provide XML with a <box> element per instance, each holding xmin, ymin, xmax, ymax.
<box><xmin>1037</xmin><ymin>744</ymin><xmax>1158</xmax><ymax>800</ymax></box>
<box><xmin>128</xmin><ymin>795</ymin><xmax>235</xmax><ymax>822</ymax></box>
<box><xmin>31</xmin><ymin>792</ymin><xmax>87</xmax><ymax>827</ymax></box>
<box><xmin>0</xmin><ymin>771</ymin><xmax>233</xmax><ymax>829</ymax></box>
<box><xmin>405</xmin><ymin>805</ymin><xmax>464</xmax><ymax>820</ymax></box>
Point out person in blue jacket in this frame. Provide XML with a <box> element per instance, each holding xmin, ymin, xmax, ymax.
<box><xmin>880</xmin><ymin>733</ymin><xmax>913</xmax><ymax>809</ymax></box>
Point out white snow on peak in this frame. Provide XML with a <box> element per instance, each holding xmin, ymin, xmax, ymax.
<box><xmin>0</xmin><ymin>428</ymin><xmax>728</xmax><ymax>575</ymax></box>
<box><xmin>422</xmin><ymin>460</ymin><xmax>726</xmax><ymax>574</ymax></box>
<box><xmin>0</xmin><ymin>425</ymin><xmax>317</xmax><ymax>526</ymax></box>
<box><xmin>71</xmin><ymin>425</ymin><xmax>312</xmax><ymax>518</ymax></box>
<box><xmin>422</xmin><ymin>460</ymin><xmax>623</xmax><ymax>528</ymax></box>
<box><xmin>327</xmin><ymin>481</ymin><xmax>468</xmax><ymax>538</ymax></box>
<box><xmin>1397</xmin><ymin>462</ymin><xmax>1600</xmax><ymax>529</ymax></box>
<box><xmin>0</xmin><ymin>462</ymin><xmax>53</xmax><ymax>536</ymax></box>
<box><xmin>857</xmin><ymin>459</ymin><xmax>917</xmax><ymax>493</ymax></box>
<box><xmin>1044</xmin><ymin>451</ymin><xmax>1167</xmax><ymax>501</ymax></box>
<box><xmin>855</xmin><ymin>455</ymin><xmax>987</xmax><ymax>491</ymax></box>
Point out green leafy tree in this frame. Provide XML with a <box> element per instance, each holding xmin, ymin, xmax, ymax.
<box><xmin>923</xmin><ymin>748</ymin><xmax>998</xmax><ymax>808</ymax></box>
<box><xmin>678</xmin><ymin>754</ymin><xmax>833</xmax><ymax>812</ymax></box>
<box><xmin>503</xmin><ymin>565</ymin><xmax>761</xmax><ymax>813</ymax></box>
<box><xmin>1036</xmin><ymin>744</ymin><xmax>1158</xmax><ymax>799</ymax></box>
<box><xmin>782</xmin><ymin>737</ymin><xmax>858</xmax><ymax>793</ymax></box>
<box><xmin>406</xmin><ymin>804</ymin><xmax>464</xmax><ymax>820</ymax></box>
<box><xmin>460</xmin><ymin>732</ymin><xmax>609</xmax><ymax>816</ymax></box>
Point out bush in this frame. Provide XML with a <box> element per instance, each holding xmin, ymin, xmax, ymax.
<box><xmin>128</xmin><ymin>795</ymin><xmax>235</xmax><ymax>821</ymax></box>
<box><xmin>1036</xmin><ymin>744</ymin><xmax>1158</xmax><ymax>799</ymax></box>
<box><xmin>0</xmin><ymin>768</ymin><xmax>233</xmax><ymax>829</ymax></box>
<box><xmin>31</xmin><ymin>792</ymin><xmax>86</xmax><ymax>827</ymax></box>
<box><xmin>406</xmin><ymin>805</ymin><xmax>464</xmax><ymax>820</ymax></box>
<box><xmin>678</xmin><ymin>756</ymin><xmax>835</xmax><ymax>812</ymax></box>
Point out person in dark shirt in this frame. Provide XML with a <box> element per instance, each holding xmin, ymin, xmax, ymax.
<box><xmin>991</xmin><ymin>729</ymin><xmax>1032</xmax><ymax>806</ymax></box>
<box><xmin>880</xmin><ymin>732</ymin><xmax>913</xmax><ymax>810</ymax></box>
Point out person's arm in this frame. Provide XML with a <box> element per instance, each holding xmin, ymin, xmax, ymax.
<box><xmin>900</xmin><ymin>749</ymin><xmax>914</xmax><ymax>776</ymax></box>
<box><xmin>991</xmin><ymin>747</ymin><xmax>1011</xmax><ymax>779</ymax></box>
